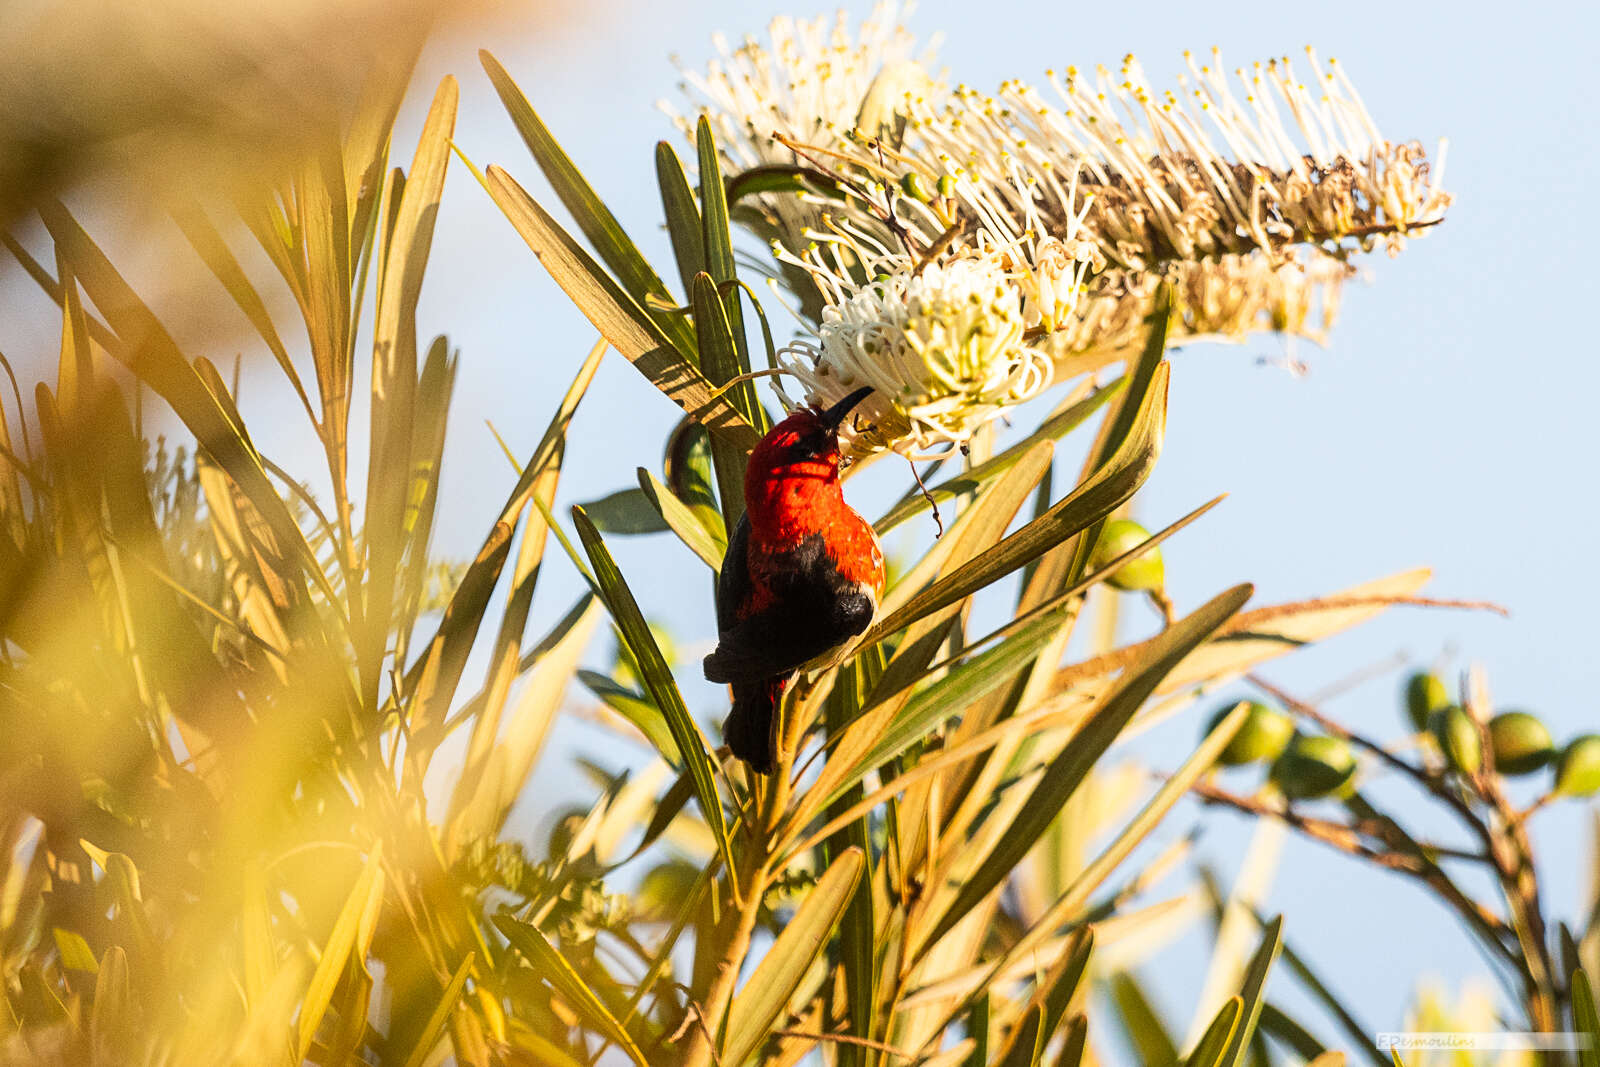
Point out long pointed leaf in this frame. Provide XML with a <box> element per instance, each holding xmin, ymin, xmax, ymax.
<box><xmin>1185</xmin><ymin>997</ymin><xmax>1242</xmax><ymax>1067</ymax></box>
<box><xmin>494</xmin><ymin>916</ymin><xmax>649</xmax><ymax>1067</ymax></box>
<box><xmin>914</xmin><ymin>582</ymin><xmax>1252</xmax><ymax>956</ymax></box>
<box><xmin>721</xmin><ymin>848</ymin><xmax>865</xmax><ymax>1066</ymax></box>
<box><xmin>401</xmin><ymin>953</ymin><xmax>476</xmax><ymax>1067</ymax></box>
<box><xmin>480</xmin><ymin>50</ymin><xmax>696</xmax><ymax>358</ymax></box>
<box><xmin>571</xmin><ymin>506</ymin><xmax>736</xmax><ymax>882</ymax></box>
<box><xmin>656</xmin><ymin>141</ymin><xmax>706</xmax><ymax>300</ymax></box>
<box><xmin>362</xmin><ymin>75</ymin><xmax>457</xmax><ymax>711</ymax></box>
<box><xmin>637</xmin><ymin>466</ymin><xmax>726</xmax><ymax>569</ymax></box>
<box><xmin>864</xmin><ymin>364</ymin><xmax>1168</xmax><ymax>643</ymax></box>
<box><xmin>296</xmin><ymin>845</ymin><xmax>385</xmax><ymax>1062</ymax></box>
<box><xmin>1218</xmin><ymin>916</ymin><xmax>1285</xmax><ymax>1067</ymax></box>
<box><xmin>482</xmin><ymin>166</ymin><xmax>760</xmax><ymax>453</ymax></box>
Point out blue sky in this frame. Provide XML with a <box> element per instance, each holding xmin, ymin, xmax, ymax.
<box><xmin>6</xmin><ymin>0</ymin><xmax>1595</xmax><ymax>1052</ymax></box>
<box><xmin>383</xmin><ymin>0</ymin><xmax>1598</xmax><ymax>1047</ymax></box>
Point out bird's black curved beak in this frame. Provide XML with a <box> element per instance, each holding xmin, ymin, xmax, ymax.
<box><xmin>819</xmin><ymin>386</ymin><xmax>875</xmax><ymax>431</ymax></box>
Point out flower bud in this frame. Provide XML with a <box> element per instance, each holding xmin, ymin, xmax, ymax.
<box><xmin>1090</xmin><ymin>518</ymin><xmax>1164</xmax><ymax>593</ymax></box>
<box><xmin>1271</xmin><ymin>734</ymin><xmax>1357</xmax><ymax>799</ymax></box>
<box><xmin>1554</xmin><ymin>735</ymin><xmax>1600</xmax><ymax>798</ymax></box>
<box><xmin>1429</xmin><ymin>705</ymin><xmax>1483</xmax><ymax>776</ymax></box>
<box><xmin>1487</xmin><ymin>711</ymin><xmax>1555</xmax><ymax>776</ymax></box>
<box><xmin>1403</xmin><ymin>671</ymin><xmax>1449</xmax><ymax>733</ymax></box>
<box><xmin>1207</xmin><ymin>701</ymin><xmax>1293</xmax><ymax>766</ymax></box>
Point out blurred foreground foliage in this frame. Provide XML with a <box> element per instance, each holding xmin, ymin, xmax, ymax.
<box><xmin>0</xmin><ymin>33</ymin><xmax>1595</xmax><ymax>1067</ymax></box>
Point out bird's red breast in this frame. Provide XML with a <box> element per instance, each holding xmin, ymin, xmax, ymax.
<box><xmin>741</xmin><ymin>416</ymin><xmax>884</xmax><ymax>616</ymax></box>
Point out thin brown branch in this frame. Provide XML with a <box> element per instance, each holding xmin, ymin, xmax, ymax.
<box><xmin>770</xmin><ymin>1029</ymin><xmax>911</xmax><ymax>1060</ymax></box>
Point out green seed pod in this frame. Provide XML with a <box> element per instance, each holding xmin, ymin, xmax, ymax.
<box><xmin>1271</xmin><ymin>734</ymin><xmax>1357</xmax><ymax>800</ymax></box>
<box><xmin>1554</xmin><ymin>734</ymin><xmax>1600</xmax><ymax>797</ymax></box>
<box><xmin>1089</xmin><ymin>518</ymin><xmax>1165</xmax><ymax>592</ymax></box>
<box><xmin>1487</xmin><ymin>711</ymin><xmax>1555</xmax><ymax>776</ymax></box>
<box><xmin>1207</xmin><ymin>701</ymin><xmax>1294</xmax><ymax>766</ymax></box>
<box><xmin>900</xmin><ymin>171</ymin><xmax>932</xmax><ymax>202</ymax></box>
<box><xmin>636</xmin><ymin>860</ymin><xmax>700</xmax><ymax>922</ymax></box>
<box><xmin>1429</xmin><ymin>705</ymin><xmax>1483</xmax><ymax>776</ymax></box>
<box><xmin>936</xmin><ymin>173</ymin><xmax>957</xmax><ymax>198</ymax></box>
<box><xmin>1403</xmin><ymin>671</ymin><xmax>1450</xmax><ymax>732</ymax></box>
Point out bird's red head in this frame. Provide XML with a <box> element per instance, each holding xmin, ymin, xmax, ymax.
<box><xmin>743</xmin><ymin>386</ymin><xmax>874</xmax><ymax>542</ymax></box>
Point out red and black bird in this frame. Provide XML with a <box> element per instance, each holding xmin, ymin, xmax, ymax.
<box><xmin>704</xmin><ymin>386</ymin><xmax>885</xmax><ymax>774</ymax></box>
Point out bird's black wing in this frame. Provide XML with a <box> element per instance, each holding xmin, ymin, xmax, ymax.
<box><xmin>703</xmin><ymin>520</ymin><xmax>875</xmax><ymax>685</ymax></box>
<box><xmin>713</xmin><ymin>513</ymin><xmax>753</xmax><ymax>636</ymax></box>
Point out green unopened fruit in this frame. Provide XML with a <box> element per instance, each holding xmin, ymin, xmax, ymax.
<box><xmin>1090</xmin><ymin>519</ymin><xmax>1165</xmax><ymax>592</ymax></box>
<box><xmin>1207</xmin><ymin>701</ymin><xmax>1294</xmax><ymax>766</ymax></box>
<box><xmin>1271</xmin><ymin>735</ymin><xmax>1357</xmax><ymax>799</ymax></box>
<box><xmin>1487</xmin><ymin>711</ymin><xmax>1555</xmax><ymax>776</ymax></box>
<box><xmin>636</xmin><ymin>860</ymin><xmax>699</xmax><ymax>921</ymax></box>
<box><xmin>1554</xmin><ymin>735</ymin><xmax>1600</xmax><ymax>797</ymax></box>
<box><xmin>1404</xmin><ymin>671</ymin><xmax>1450</xmax><ymax>732</ymax></box>
<box><xmin>1429</xmin><ymin>705</ymin><xmax>1483</xmax><ymax>775</ymax></box>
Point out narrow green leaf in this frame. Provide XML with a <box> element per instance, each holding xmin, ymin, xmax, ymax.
<box><xmin>1265</xmin><ymin>916</ymin><xmax>1389</xmax><ymax>1067</ymax></box>
<box><xmin>963</xmin><ymin>994</ymin><xmax>991</xmax><ymax>1067</ymax></box>
<box><xmin>445</xmin><ymin>598</ymin><xmax>604</xmax><ymax>849</ymax></box>
<box><xmin>401</xmin><ymin>953</ymin><xmax>476</xmax><ymax>1067</ymax></box>
<box><xmin>995</xmin><ymin>927</ymin><xmax>1093</xmax><ymax>1067</ymax></box>
<box><xmin>579</xmin><ymin>670</ymin><xmax>679</xmax><ymax>762</ymax></box>
<box><xmin>406</xmin><ymin>521</ymin><xmax>514</xmax><ymax>746</ymax></box>
<box><xmin>51</xmin><ymin>928</ymin><xmax>98</xmax><ymax>973</ymax></box>
<box><xmin>1060</xmin><ymin>290</ymin><xmax>1171</xmax><ymax>591</ymax></box>
<box><xmin>822</xmin><ymin>659</ymin><xmax>878</xmax><ymax>1067</ymax></box>
<box><xmin>695</xmin><ymin>118</ymin><xmax>762</xmax><ymax>428</ymax></box>
<box><xmin>394</xmin><ymin>335</ymin><xmax>457</xmax><ymax>666</ymax></box>
<box><xmin>1574</xmin><ymin>966</ymin><xmax>1599</xmax><ymax>1067</ymax></box>
<box><xmin>481</xmin><ymin>167</ymin><xmax>760</xmax><ymax>453</ymax></box>
<box><xmin>89</xmin><ymin>945</ymin><xmax>132</xmax><ymax>1052</ymax></box>
<box><xmin>967</xmin><ymin>702</ymin><xmax>1249</xmax><ymax>1004</ymax></box>
<box><xmin>1218</xmin><ymin>916</ymin><xmax>1285</xmax><ymax>1067</ymax></box>
<box><xmin>1185</xmin><ymin>997</ymin><xmax>1242</xmax><ymax>1067</ymax></box>
<box><xmin>692</xmin><ymin>271</ymin><xmax>751</xmax><ymax>536</ymax></box>
<box><xmin>721</xmin><ymin>848</ymin><xmax>865</xmax><ymax>1066</ymax></box>
<box><xmin>1110</xmin><ymin>972</ymin><xmax>1179</xmax><ymax>1067</ymax></box>
<box><xmin>578</xmin><ymin>487</ymin><xmax>670</xmax><ymax>535</ymax></box>
<box><xmin>1057</xmin><ymin>1014</ymin><xmax>1090</xmax><ymax>1067</ymax></box>
<box><xmin>697</xmin><ymin>118</ymin><xmax>736</xmax><ymax>291</ymax></box>
<box><xmin>726</xmin><ymin>164</ymin><xmax>839</xmax><ymax>202</ymax></box>
<box><xmin>297</xmin><ymin>845</ymin><xmax>385</xmax><ymax>1062</ymax></box>
<box><xmin>915</xmin><ymin>582</ymin><xmax>1252</xmax><ymax>956</ymax></box>
<box><xmin>572</xmin><ymin>506</ymin><xmax>736</xmax><ymax>882</ymax></box>
<box><xmin>494</xmin><ymin>916</ymin><xmax>649</xmax><ymax>1067</ymax></box>
<box><xmin>479</xmin><ymin>50</ymin><xmax>696</xmax><ymax>359</ymax></box>
<box><xmin>37</xmin><ymin>201</ymin><xmax>327</xmax><ymax>599</ymax></box>
<box><xmin>1257</xmin><ymin>1003</ymin><xmax>1327</xmax><ymax>1062</ymax></box>
<box><xmin>403</xmin><ymin>339</ymin><xmax>603</xmax><ymax>716</ymax></box>
<box><xmin>637</xmin><ymin>467</ymin><xmax>726</xmax><ymax>569</ymax></box>
<box><xmin>799</xmin><ymin>440</ymin><xmax>1055</xmax><ymax>829</ymax></box>
<box><xmin>819</xmin><ymin>610</ymin><xmax>1070</xmax><ymax>811</ymax></box>
<box><xmin>656</xmin><ymin>141</ymin><xmax>706</xmax><ymax>301</ymax></box>
<box><xmin>362</xmin><ymin>75</ymin><xmax>457</xmax><ymax>711</ymax></box>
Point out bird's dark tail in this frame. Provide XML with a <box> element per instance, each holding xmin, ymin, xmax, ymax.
<box><xmin>724</xmin><ymin>676</ymin><xmax>788</xmax><ymax>775</ymax></box>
